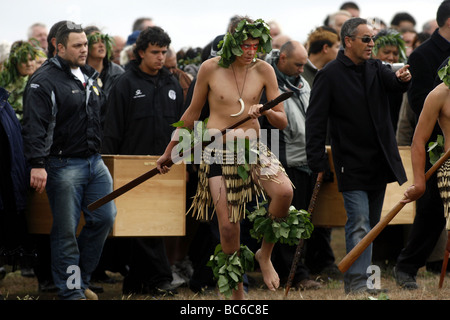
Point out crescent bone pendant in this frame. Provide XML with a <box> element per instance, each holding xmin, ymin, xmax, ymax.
<box><xmin>230</xmin><ymin>98</ymin><xmax>245</xmax><ymax>117</ymax></box>
<box><xmin>230</xmin><ymin>64</ymin><xmax>248</xmax><ymax>117</ymax></box>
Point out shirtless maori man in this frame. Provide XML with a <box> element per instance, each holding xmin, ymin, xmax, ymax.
<box><xmin>157</xmin><ymin>17</ymin><xmax>293</xmax><ymax>299</ymax></box>
<box><xmin>403</xmin><ymin>60</ymin><xmax>450</xmax><ymax>220</ymax></box>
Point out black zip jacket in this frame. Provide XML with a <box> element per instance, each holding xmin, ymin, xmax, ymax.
<box><xmin>101</xmin><ymin>60</ymin><xmax>185</xmax><ymax>155</ymax></box>
<box><xmin>306</xmin><ymin>50</ymin><xmax>409</xmax><ymax>192</ymax></box>
<box><xmin>22</xmin><ymin>56</ymin><xmax>105</xmax><ymax>167</ymax></box>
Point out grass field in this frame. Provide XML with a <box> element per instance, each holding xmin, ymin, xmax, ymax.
<box><xmin>1</xmin><ymin>227</ymin><xmax>450</xmax><ymax>302</ymax></box>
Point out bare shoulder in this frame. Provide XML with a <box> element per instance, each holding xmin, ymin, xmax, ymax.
<box><xmin>420</xmin><ymin>83</ymin><xmax>450</xmax><ymax>123</ymax></box>
<box><xmin>426</xmin><ymin>82</ymin><xmax>450</xmax><ymax>107</ymax></box>
<box><xmin>195</xmin><ymin>57</ymin><xmax>223</xmax><ymax>87</ymax></box>
<box><xmin>431</xmin><ymin>82</ymin><xmax>449</xmax><ymax>95</ymax></box>
<box><xmin>253</xmin><ymin>58</ymin><xmax>274</xmax><ymax>74</ymax></box>
<box><xmin>198</xmin><ymin>57</ymin><xmax>221</xmax><ymax>73</ymax></box>
<box><xmin>251</xmin><ymin>59</ymin><xmax>277</xmax><ymax>88</ymax></box>
<box><xmin>435</xmin><ymin>82</ymin><xmax>450</xmax><ymax>115</ymax></box>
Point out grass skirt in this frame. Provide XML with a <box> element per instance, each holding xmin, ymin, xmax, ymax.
<box><xmin>187</xmin><ymin>141</ymin><xmax>290</xmax><ymax>223</ymax></box>
<box><xmin>437</xmin><ymin>159</ymin><xmax>450</xmax><ymax>230</ymax></box>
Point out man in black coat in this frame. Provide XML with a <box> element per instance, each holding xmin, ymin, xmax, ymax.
<box><xmin>394</xmin><ymin>0</ymin><xmax>450</xmax><ymax>290</ymax></box>
<box><xmin>306</xmin><ymin>17</ymin><xmax>411</xmax><ymax>294</ymax></box>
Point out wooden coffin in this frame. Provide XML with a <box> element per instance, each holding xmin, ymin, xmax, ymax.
<box><xmin>311</xmin><ymin>146</ymin><xmax>415</xmax><ymax>227</ymax></box>
<box><xmin>26</xmin><ymin>155</ymin><xmax>186</xmax><ymax>237</ymax></box>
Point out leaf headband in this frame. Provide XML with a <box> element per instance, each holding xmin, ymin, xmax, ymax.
<box><xmin>87</xmin><ymin>33</ymin><xmax>115</xmax><ymax>61</ymax></box>
<box><xmin>0</xmin><ymin>41</ymin><xmax>45</xmax><ymax>86</ymax></box>
<box><xmin>217</xmin><ymin>18</ymin><xmax>272</xmax><ymax>68</ymax></box>
<box><xmin>372</xmin><ymin>31</ymin><xmax>407</xmax><ymax>63</ymax></box>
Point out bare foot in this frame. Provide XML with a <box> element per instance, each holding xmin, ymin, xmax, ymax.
<box><xmin>255</xmin><ymin>249</ymin><xmax>280</xmax><ymax>291</ymax></box>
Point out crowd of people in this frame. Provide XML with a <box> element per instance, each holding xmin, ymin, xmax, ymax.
<box><xmin>0</xmin><ymin>0</ymin><xmax>450</xmax><ymax>300</ymax></box>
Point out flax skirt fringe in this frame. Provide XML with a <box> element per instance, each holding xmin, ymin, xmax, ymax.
<box><xmin>437</xmin><ymin>159</ymin><xmax>450</xmax><ymax>230</ymax></box>
<box><xmin>187</xmin><ymin>142</ymin><xmax>291</xmax><ymax>223</ymax></box>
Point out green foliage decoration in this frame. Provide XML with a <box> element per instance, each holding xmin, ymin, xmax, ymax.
<box><xmin>171</xmin><ymin>119</ymin><xmax>209</xmax><ymax>163</ymax></box>
<box><xmin>428</xmin><ymin>134</ymin><xmax>445</xmax><ymax>165</ymax></box>
<box><xmin>171</xmin><ymin>120</ymin><xmax>254</xmax><ymax>180</ymax></box>
<box><xmin>217</xmin><ymin>18</ymin><xmax>272</xmax><ymax>68</ymax></box>
<box><xmin>0</xmin><ymin>41</ymin><xmax>45</xmax><ymax>122</ymax></box>
<box><xmin>2</xmin><ymin>76</ymin><xmax>28</xmax><ymax>122</ymax></box>
<box><xmin>372</xmin><ymin>31</ymin><xmax>407</xmax><ymax>63</ymax></box>
<box><xmin>438</xmin><ymin>59</ymin><xmax>450</xmax><ymax>89</ymax></box>
<box><xmin>247</xmin><ymin>201</ymin><xmax>314</xmax><ymax>245</ymax></box>
<box><xmin>87</xmin><ymin>33</ymin><xmax>115</xmax><ymax>61</ymax></box>
<box><xmin>226</xmin><ymin>138</ymin><xmax>255</xmax><ymax>181</ymax></box>
<box><xmin>0</xmin><ymin>41</ymin><xmax>43</xmax><ymax>87</ymax></box>
<box><xmin>206</xmin><ymin>244</ymin><xmax>254</xmax><ymax>298</ymax></box>
<box><xmin>177</xmin><ymin>53</ymin><xmax>202</xmax><ymax>70</ymax></box>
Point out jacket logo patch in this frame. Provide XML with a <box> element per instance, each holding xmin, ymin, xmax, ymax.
<box><xmin>168</xmin><ymin>90</ymin><xmax>176</xmax><ymax>100</ymax></box>
<box><xmin>133</xmin><ymin>89</ymin><xmax>146</xmax><ymax>99</ymax></box>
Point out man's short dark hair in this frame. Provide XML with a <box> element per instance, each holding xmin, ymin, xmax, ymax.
<box><xmin>133</xmin><ymin>26</ymin><xmax>171</xmax><ymax>64</ymax></box>
<box><xmin>340</xmin><ymin>17</ymin><xmax>367</xmax><ymax>48</ymax></box>
<box><xmin>47</xmin><ymin>20</ymin><xmax>67</xmax><ymax>56</ymax></box>
<box><xmin>437</xmin><ymin>0</ymin><xmax>450</xmax><ymax>27</ymax></box>
<box><xmin>340</xmin><ymin>1</ymin><xmax>359</xmax><ymax>11</ymax></box>
<box><xmin>55</xmin><ymin>22</ymin><xmax>84</xmax><ymax>50</ymax></box>
<box><xmin>390</xmin><ymin>12</ymin><xmax>416</xmax><ymax>28</ymax></box>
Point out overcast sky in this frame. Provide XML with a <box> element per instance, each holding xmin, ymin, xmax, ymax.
<box><xmin>0</xmin><ymin>0</ymin><xmax>443</xmax><ymax>52</ymax></box>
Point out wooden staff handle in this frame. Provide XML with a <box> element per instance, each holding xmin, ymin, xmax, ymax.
<box><xmin>338</xmin><ymin>147</ymin><xmax>450</xmax><ymax>274</ymax></box>
<box><xmin>87</xmin><ymin>91</ymin><xmax>293</xmax><ymax>212</ymax></box>
<box><xmin>284</xmin><ymin>171</ymin><xmax>324</xmax><ymax>297</ymax></box>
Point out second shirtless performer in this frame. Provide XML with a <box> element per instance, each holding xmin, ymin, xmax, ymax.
<box><xmin>157</xmin><ymin>16</ymin><xmax>293</xmax><ymax>299</ymax></box>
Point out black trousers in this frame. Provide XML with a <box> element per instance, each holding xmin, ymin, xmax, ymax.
<box><xmin>272</xmin><ymin>166</ymin><xmax>335</xmax><ymax>281</ymax></box>
<box><xmin>124</xmin><ymin>237</ymin><xmax>172</xmax><ymax>289</ymax></box>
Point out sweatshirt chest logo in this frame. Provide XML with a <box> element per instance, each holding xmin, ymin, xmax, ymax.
<box><xmin>168</xmin><ymin>89</ymin><xmax>176</xmax><ymax>100</ymax></box>
<box><xmin>133</xmin><ymin>89</ymin><xmax>146</xmax><ymax>99</ymax></box>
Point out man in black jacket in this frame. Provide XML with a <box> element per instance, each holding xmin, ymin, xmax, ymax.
<box><xmin>394</xmin><ymin>0</ymin><xmax>450</xmax><ymax>290</ymax></box>
<box><xmin>102</xmin><ymin>26</ymin><xmax>185</xmax><ymax>295</ymax></box>
<box><xmin>22</xmin><ymin>22</ymin><xmax>116</xmax><ymax>300</ymax></box>
<box><xmin>306</xmin><ymin>17</ymin><xmax>411</xmax><ymax>294</ymax></box>
<box><xmin>0</xmin><ymin>86</ymin><xmax>30</xmax><ymax>299</ymax></box>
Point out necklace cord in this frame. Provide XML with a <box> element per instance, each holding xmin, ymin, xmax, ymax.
<box><xmin>231</xmin><ymin>65</ymin><xmax>248</xmax><ymax>100</ymax></box>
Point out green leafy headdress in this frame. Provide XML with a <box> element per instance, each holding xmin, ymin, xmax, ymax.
<box><xmin>87</xmin><ymin>32</ymin><xmax>115</xmax><ymax>61</ymax></box>
<box><xmin>372</xmin><ymin>29</ymin><xmax>407</xmax><ymax>63</ymax></box>
<box><xmin>438</xmin><ymin>57</ymin><xmax>450</xmax><ymax>89</ymax></box>
<box><xmin>0</xmin><ymin>41</ymin><xmax>45</xmax><ymax>86</ymax></box>
<box><xmin>217</xmin><ymin>18</ymin><xmax>272</xmax><ymax>68</ymax></box>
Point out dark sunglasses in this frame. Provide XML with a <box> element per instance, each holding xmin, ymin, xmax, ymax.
<box><xmin>353</xmin><ymin>36</ymin><xmax>375</xmax><ymax>43</ymax></box>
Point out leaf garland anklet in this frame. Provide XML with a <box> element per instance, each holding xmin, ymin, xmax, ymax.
<box><xmin>267</xmin><ymin>211</ymin><xmax>288</xmax><ymax>223</ymax></box>
<box><xmin>247</xmin><ymin>201</ymin><xmax>314</xmax><ymax>245</ymax></box>
<box><xmin>206</xmin><ymin>244</ymin><xmax>254</xmax><ymax>298</ymax></box>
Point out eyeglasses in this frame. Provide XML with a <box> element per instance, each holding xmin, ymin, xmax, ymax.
<box><xmin>353</xmin><ymin>36</ymin><xmax>375</xmax><ymax>43</ymax></box>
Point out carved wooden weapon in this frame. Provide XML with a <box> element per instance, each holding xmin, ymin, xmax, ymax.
<box><xmin>284</xmin><ymin>171</ymin><xmax>324</xmax><ymax>297</ymax></box>
<box><xmin>87</xmin><ymin>91</ymin><xmax>293</xmax><ymax>212</ymax></box>
<box><xmin>338</xmin><ymin>148</ymin><xmax>450</xmax><ymax>274</ymax></box>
